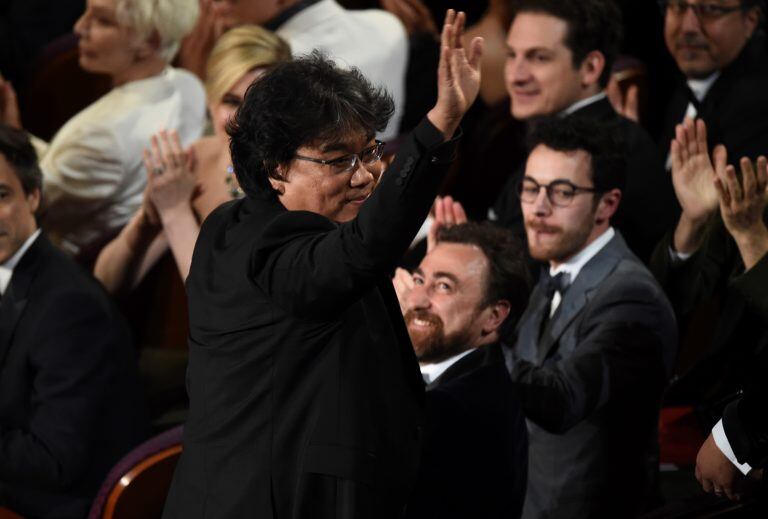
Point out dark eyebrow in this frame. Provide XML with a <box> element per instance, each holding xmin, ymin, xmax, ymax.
<box><xmin>319</xmin><ymin>133</ymin><xmax>376</xmax><ymax>154</ymax></box>
<box><xmin>413</xmin><ymin>267</ymin><xmax>424</xmax><ymax>277</ymax></box>
<box><xmin>433</xmin><ymin>271</ymin><xmax>460</xmax><ymax>285</ymax></box>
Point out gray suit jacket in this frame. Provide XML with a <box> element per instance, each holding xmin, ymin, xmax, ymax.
<box><xmin>505</xmin><ymin>232</ymin><xmax>677</xmax><ymax>519</ymax></box>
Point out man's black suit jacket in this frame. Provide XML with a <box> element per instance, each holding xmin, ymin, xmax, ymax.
<box><xmin>0</xmin><ymin>233</ymin><xmax>149</xmax><ymax>518</ymax></box>
<box><xmin>163</xmin><ymin>120</ymin><xmax>458</xmax><ymax>519</ymax></box>
<box><xmin>491</xmin><ymin>97</ymin><xmax>677</xmax><ymax>263</ymax></box>
<box><xmin>658</xmin><ymin>35</ymin><xmax>768</xmax><ymax>164</ymax></box>
<box><xmin>406</xmin><ymin>343</ymin><xmax>527</xmax><ymax>519</ymax></box>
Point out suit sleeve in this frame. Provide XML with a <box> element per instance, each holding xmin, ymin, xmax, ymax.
<box><xmin>252</xmin><ymin>118</ymin><xmax>458</xmax><ymax>319</ymax></box>
<box><xmin>507</xmin><ymin>285</ymin><xmax>672</xmax><ymax>434</ymax></box>
<box><xmin>0</xmin><ymin>289</ymin><xmax>124</xmax><ymax>490</ymax></box>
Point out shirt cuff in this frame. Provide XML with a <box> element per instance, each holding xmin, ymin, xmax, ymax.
<box><xmin>712</xmin><ymin>419</ymin><xmax>753</xmax><ymax>475</ymax></box>
<box><xmin>668</xmin><ymin>246</ymin><xmax>693</xmax><ymax>263</ymax></box>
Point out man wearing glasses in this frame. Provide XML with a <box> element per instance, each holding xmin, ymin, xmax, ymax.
<box><xmin>659</xmin><ymin>0</ymin><xmax>768</xmax><ymax>162</ymax></box>
<box><xmin>505</xmin><ymin>117</ymin><xmax>677</xmax><ymax>519</ymax></box>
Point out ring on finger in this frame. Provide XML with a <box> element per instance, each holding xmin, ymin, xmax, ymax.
<box><xmin>153</xmin><ymin>165</ymin><xmax>165</xmax><ymax>175</ymax></box>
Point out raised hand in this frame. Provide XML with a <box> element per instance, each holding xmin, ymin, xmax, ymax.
<box><xmin>427</xmin><ymin>9</ymin><xmax>483</xmax><ymax>140</ymax></box>
<box><xmin>380</xmin><ymin>0</ymin><xmax>438</xmax><ymax>36</ymax></box>
<box><xmin>427</xmin><ymin>195</ymin><xmax>467</xmax><ymax>252</ymax></box>
<box><xmin>143</xmin><ymin>130</ymin><xmax>197</xmax><ymax>222</ymax></box>
<box><xmin>0</xmin><ymin>76</ymin><xmax>22</xmax><ymax>129</ymax></box>
<box><xmin>714</xmin><ymin>155</ymin><xmax>768</xmax><ymax>270</ymax></box>
<box><xmin>670</xmin><ymin>118</ymin><xmax>721</xmax><ymax>224</ymax></box>
<box><xmin>177</xmin><ymin>0</ymin><xmax>226</xmax><ymax>80</ymax></box>
<box><xmin>392</xmin><ymin>267</ymin><xmax>415</xmax><ymax>314</ymax></box>
<box><xmin>606</xmin><ymin>79</ymin><xmax>639</xmax><ymax>123</ymax></box>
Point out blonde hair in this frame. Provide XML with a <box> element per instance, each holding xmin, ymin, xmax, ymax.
<box><xmin>115</xmin><ymin>0</ymin><xmax>199</xmax><ymax>63</ymax></box>
<box><xmin>205</xmin><ymin>25</ymin><xmax>291</xmax><ymax>104</ymax></box>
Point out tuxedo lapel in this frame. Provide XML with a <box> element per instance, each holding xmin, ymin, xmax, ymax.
<box><xmin>537</xmin><ymin>234</ymin><xmax>628</xmax><ymax>363</ymax></box>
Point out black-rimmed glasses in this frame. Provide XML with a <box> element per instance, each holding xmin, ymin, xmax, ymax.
<box><xmin>294</xmin><ymin>140</ymin><xmax>385</xmax><ymax>174</ymax></box>
<box><xmin>658</xmin><ymin>0</ymin><xmax>744</xmax><ymax>21</ymax></box>
<box><xmin>516</xmin><ymin>177</ymin><xmax>598</xmax><ymax>207</ymax></box>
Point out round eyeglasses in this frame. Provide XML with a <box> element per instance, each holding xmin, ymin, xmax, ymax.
<box><xmin>516</xmin><ymin>177</ymin><xmax>598</xmax><ymax>207</ymax></box>
<box><xmin>294</xmin><ymin>140</ymin><xmax>385</xmax><ymax>174</ymax></box>
<box><xmin>659</xmin><ymin>0</ymin><xmax>744</xmax><ymax>21</ymax></box>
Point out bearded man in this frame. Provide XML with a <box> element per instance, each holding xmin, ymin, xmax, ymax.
<box><xmin>394</xmin><ymin>221</ymin><xmax>530</xmax><ymax>519</ymax></box>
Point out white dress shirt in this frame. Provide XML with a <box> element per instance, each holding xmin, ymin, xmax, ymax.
<box><xmin>548</xmin><ymin>227</ymin><xmax>615</xmax><ymax>316</ymax></box>
<box><xmin>277</xmin><ymin>0</ymin><xmax>407</xmax><ymax>141</ymax></box>
<box><xmin>559</xmin><ymin>92</ymin><xmax>608</xmax><ymax>118</ymax></box>
<box><xmin>420</xmin><ymin>348</ymin><xmax>475</xmax><ymax>385</ymax></box>
<box><xmin>0</xmin><ymin>229</ymin><xmax>41</xmax><ymax>295</ymax></box>
<box><xmin>39</xmin><ymin>67</ymin><xmax>206</xmax><ymax>253</ymax></box>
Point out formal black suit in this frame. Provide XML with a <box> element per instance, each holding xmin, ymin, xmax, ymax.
<box><xmin>658</xmin><ymin>34</ymin><xmax>768</xmax><ymax>164</ymax></box>
<box><xmin>491</xmin><ymin>97</ymin><xmax>678</xmax><ymax>263</ymax></box>
<box><xmin>163</xmin><ymin>119</ymin><xmax>458</xmax><ymax>519</ymax></box>
<box><xmin>405</xmin><ymin>343</ymin><xmax>527</xmax><ymax>519</ymax></box>
<box><xmin>506</xmin><ymin>232</ymin><xmax>677</xmax><ymax>518</ymax></box>
<box><xmin>650</xmin><ymin>211</ymin><xmax>768</xmax><ymax>424</ymax></box>
<box><xmin>0</xmin><ymin>233</ymin><xmax>149</xmax><ymax>518</ymax></box>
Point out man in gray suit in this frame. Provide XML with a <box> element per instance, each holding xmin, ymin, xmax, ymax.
<box><xmin>505</xmin><ymin>117</ymin><xmax>678</xmax><ymax>518</ymax></box>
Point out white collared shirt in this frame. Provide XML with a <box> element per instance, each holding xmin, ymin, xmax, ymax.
<box><xmin>0</xmin><ymin>229</ymin><xmax>41</xmax><ymax>296</ymax></box>
<box><xmin>560</xmin><ymin>92</ymin><xmax>608</xmax><ymax>118</ymax></box>
<box><xmin>420</xmin><ymin>348</ymin><xmax>475</xmax><ymax>385</ymax></box>
<box><xmin>548</xmin><ymin>227</ymin><xmax>615</xmax><ymax>316</ymax></box>
<box><xmin>712</xmin><ymin>419</ymin><xmax>753</xmax><ymax>475</ymax></box>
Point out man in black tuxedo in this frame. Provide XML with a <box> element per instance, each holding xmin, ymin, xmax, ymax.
<box><xmin>0</xmin><ymin>123</ymin><xmax>148</xmax><ymax>518</ymax></box>
<box><xmin>393</xmin><ymin>222</ymin><xmax>530</xmax><ymax>519</ymax></box>
<box><xmin>490</xmin><ymin>0</ymin><xmax>676</xmax><ymax>262</ymax></box>
<box><xmin>163</xmin><ymin>11</ymin><xmax>482</xmax><ymax>519</ymax></box>
<box><xmin>506</xmin><ymin>118</ymin><xmax>677</xmax><ymax>518</ymax></box>
<box><xmin>649</xmin><ymin>118</ymin><xmax>768</xmax><ymax>501</ymax></box>
<box><xmin>658</xmin><ymin>0</ymin><xmax>768</xmax><ymax>165</ymax></box>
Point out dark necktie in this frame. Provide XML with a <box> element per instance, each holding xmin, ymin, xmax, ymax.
<box><xmin>538</xmin><ymin>270</ymin><xmax>570</xmax><ymax>341</ymax></box>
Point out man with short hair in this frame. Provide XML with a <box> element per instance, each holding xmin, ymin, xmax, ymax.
<box><xmin>506</xmin><ymin>117</ymin><xmax>677</xmax><ymax>518</ymax></box>
<box><xmin>490</xmin><ymin>0</ymin><xmax>676</xmax><ymax>262</ymax></box>
<box><xmin>394</xmin><ymin>221</ymin><xmax>529</xmax><ymax>519</ymax></box>
<box><xmin>212</xmin><ymin>0</ymin><xmax>408</xmax><ymax>140</ymax></box>
<box><xmin>0</xmin><ymin>123</ymin><xmax>148</xmax><ymax>518</ymax></box>
<box><xmin>658</xmin><ymin>0</ymin><xmax>768</xmax><ymax>162</ymax></box>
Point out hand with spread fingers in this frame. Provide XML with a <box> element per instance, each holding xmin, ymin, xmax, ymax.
<box><xmin>427</xmin><ymin>195</ymin><xmax>467</xmax><ymax>252</ymax></box>
<box><xmin>670</xmin><ymin>118</ymin><xmax>724</xmax><ymax>253</ymax></box>
<box><xmin>143</xmin><ymin>129</ymin><xmax>198</xmax><ymax>222</ymax></box>
<box><xmin>427</xmin><ymin>9</ymin><xmax>483</xmax><ymax>140</ymax></box>
<box><xmin>714</xmin><ymin>155</ymin><xmax>768</xmax><ymax>270</ymax></box>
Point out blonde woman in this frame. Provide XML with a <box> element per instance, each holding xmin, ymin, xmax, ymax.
<box><xmin>94</xmin><ymin>25</ymin><xmax>290</xmax><ymax>293</ymax></box>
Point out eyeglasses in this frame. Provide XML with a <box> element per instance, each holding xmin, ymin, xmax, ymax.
<box><xmin>659</xmin><ymin>0</ymin><xmax>744</xmax><ymax>21</ymax></box>
<box><xmin>294</xmin><ymin>140</ymin><xmax>385</xmax><ymax>174</ymax></box>
<box><xmin>516</xmin><ymin>177</ymin><xmax>598</xmax><ymax>207</ymax></box>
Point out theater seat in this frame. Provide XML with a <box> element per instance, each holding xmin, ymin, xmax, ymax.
<box><xmin>88</xmin><ymin>426</ymin><xmax>183</xmax><ymax>519</ymax></box>
<box><xmin>0</xmin><ymin>507</ymin><xmax>24</xmax><ymax>519</ymax></box>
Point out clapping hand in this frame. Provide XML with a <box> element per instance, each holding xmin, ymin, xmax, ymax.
<box><xmin>142</xmin><ymin>130</ymin><xmax>197</xmax><ymax>223</ymax></box>
<box><xmin>427</xmin><ymin>195</ymin><xmax>467</xmax><ymax>252</ymax></box>
<box><xmin>427</xmin><ymin>9</ymin><xmax>483</xmax><ymax>140</ymax></box>
<box><xmin>393</xmin><ymin>267</ymin><xmax>414</xmax><ymax>314</ymax></box>
<box><xmin>713</xmin><ymin>155</ymin><xmax>768</xmax><ymax>269</ymax></box>
<box><xmin>671</xmin><ymin>118</ymin><xmax>722</xmax><ymax>223</ymax></box>
<box><xmin>0</xmin><ymin>75</ymin><xmax>21</xmax><ymax>129</ymax></box>
<box><xmin>177</xmin><ymin>0</ymin><xmax>226</xmax><ymax>79</ymax></box>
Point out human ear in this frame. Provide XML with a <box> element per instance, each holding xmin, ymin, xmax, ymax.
<box><xmin>594</xmin><ymin>188</ymin><xmax>621</xmax><ymax>225</ymax></box>
<box><xmin>269</xmin><ymin>164</ymin><xmax>288</xmax><ymax>195</ymax></box>
<box><xmin>482</xmin><ymin>300</ymin><xmax>511</xmax><ymax>334</ymax></box>
<box><xmin>580</xmin><ymin>50</ymin><xmax>605</xmax><ymax>89</ymax></box>
<box><xmin>27</xmin><ymin>188</ymin><xmax>41</xmax><ymax>213</ymax></box>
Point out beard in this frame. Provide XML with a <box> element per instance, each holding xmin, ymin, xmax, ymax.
<box><xmin>404</xmin><ymin>309</ymin><xmax>474</xmax><ymax>364</ymax></box>
<box><xmin>525</xmin><ymin>217</ymin><xmax>594</xmax><ymax>264</ymax></box>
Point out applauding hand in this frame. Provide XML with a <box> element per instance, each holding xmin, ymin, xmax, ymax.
<box><xmin>142</xmin><ymin>130</ymin><xmax>197</xmax><ymax>223</ymax></box>
<box><xmin>427</xmin><ymin>9</ymin><xmax>483</xmax><ymax>140</ymax></box>
<box><xmin>427</xmin><ymin>195</ymin><xmax>467</xmax><ymax>252</ymax></box>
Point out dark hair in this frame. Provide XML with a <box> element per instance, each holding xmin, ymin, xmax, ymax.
<box><xmin>509</xmin><ymin>0</ymin><xmax>623</xmax><ymax>87</ymax></box>
<box><xmin>0</xmin><ymin>123</ymin><xmax>43</xmax><ymax>196</ymax></box>
<box><xmin>436</xmin><ymin>222</ymin><xmax>531</xmax><ymax>326</ymax></box>
<box><xmin>227</xmin><ymin>51</ymin><xmax>394</xmax><ymax>199</ymax></box>
<box><xmin>527</xmin><ymin>117</ymin><xmax>627</xmax><ymax>193</ymax></box>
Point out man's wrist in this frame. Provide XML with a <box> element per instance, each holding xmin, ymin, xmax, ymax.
<box><xmin>426</xmin><ymin>108</ymin><xmax>459</xmax><ymax>142</ymax></box>
<box><xmin>673</xmin><ymin>213</ymin><xmax>709</xmax><ymax>254</ymax></box>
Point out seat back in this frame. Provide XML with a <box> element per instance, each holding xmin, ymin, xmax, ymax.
<box><xmin>89</xmin><ymin>426</ymin><xmax>183</xmax><ymax>519</ymax></box>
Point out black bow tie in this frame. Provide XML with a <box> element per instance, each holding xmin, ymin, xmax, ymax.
<box><xmin>540</xmin><ymin>270</ymin><xmax>571</xmax><ymax>299</ymax></box>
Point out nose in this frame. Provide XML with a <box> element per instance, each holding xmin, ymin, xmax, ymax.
<box><xmin>350</xmin><ymin>160</ymin><xmax>375</xmax><ymax>187</ymax></box>
<box><xmin>406</xmin><ymin>283</ymin><xmax>431</xmax><ymax>312</ymax></box>
<box><xmin>532</xmin><ymin>186</ymin><xmax>552</xmax><ymax>216</ymax></box>
<box><xmin>679</xmin><ymin>5</ymin><xmax>703</xmax><ymax>33</ymax></box>
<box><xmin>510</xmin><ymin>58</ymin><xmax>531</xmax><ymax>86</ymax></box>
<box><xmin>74</xmin><ymin>12</ymin><xmax>87</xmax><ymax>36</ymax></box>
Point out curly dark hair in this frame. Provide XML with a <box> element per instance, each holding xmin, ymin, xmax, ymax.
<box><xmin>436</xmin><ymin>222</ymin><xmax>531</xmax><ymax>327</ymax></box>
<box><xmin>0</xmin><ymin>123</ymin><xmax>42</xmax><ymax>196</ymax></box>
<box><xmin>227</xmin><ymin>51</ymin><xmax>395</xmax><ymax>199</ymax></box>
<box><xmin>509</xmin><ymin>0</ymin><xmax>623</xmax><ymax>88</ymax></box>
<box><xmin>527</xmin><ymin>117</ymin><xmax>627</xmax><ymax>194</ymax></box>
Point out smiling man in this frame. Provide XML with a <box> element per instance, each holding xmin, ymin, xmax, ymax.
<box><xmin>396</xmin><ymin>222</ymin><xmax>530</xmax><ymax>519</ymax></box>
<box><xmin>505</xmin><ymin>117</ymin><xmax>677</xmax><ymax>518</ymax></box>
<box><xmin>659</xmin><ymin>0</ymin><xmax>768</xmax><ymax>162</ymax></box>
<box><xmin>163</xmin><ymin>11</ymin><xmax>483</xmax><ymax>519</ymax></box>
<box><xmin>490</xmin><ymin>0</ymin><xmax>675</xmax><ymax>262</ymax></box>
